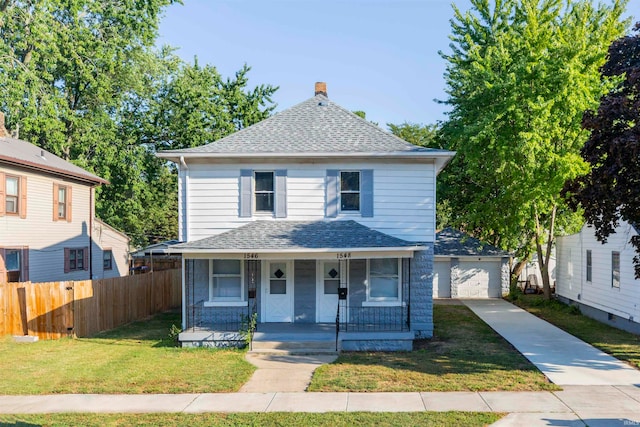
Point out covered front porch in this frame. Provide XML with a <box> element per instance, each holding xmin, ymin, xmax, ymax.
<box><xmin>173</xmin><ymin>220</ymin><xmax>434</xmax><ymax>351</ymax></box>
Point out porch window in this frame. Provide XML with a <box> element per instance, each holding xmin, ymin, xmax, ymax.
<box><xmin>367</xmin><ymin>258</ymin><xmax>400</xmax><ymax>302</ymax></box>
<box><xmin>323</xmin><ymin>261</ymin><xmax>340</xmax><ymax>295</ymax></box>
<box><xmin>209</xmin><ymin>259</ymin><xmax>244</xmax><ymax>302</ymax></box>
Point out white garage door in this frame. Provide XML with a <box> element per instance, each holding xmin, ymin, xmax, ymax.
<box><xmin>456</xmin><ymin>261</ymin><xmax>502</xmax><ymax>298</ymax></box>
<box><xmin>433</xmin><ymin>260</ymin><xmax>451</xmax><ymax>298</ymax></box>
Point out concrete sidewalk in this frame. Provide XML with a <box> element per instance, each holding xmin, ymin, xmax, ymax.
<box><xmin>1</xmin><ymin>386</ymin><xmax>640</xmax><ymax>426</ymax></box>
<box><xmin>463</xmin><ymin>299</ymin><xmax>640</xmax><ymax>386</ymax></box>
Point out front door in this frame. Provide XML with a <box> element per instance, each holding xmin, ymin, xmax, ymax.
<box><xmin>263</xmin><ymin>261</ymin><xmax>293</xmax><ymax>322</ymax></box>
<box><xmin>316</xmin><ymin>260</ymin><xmax>342</xmax><ymax>323</ymax></box>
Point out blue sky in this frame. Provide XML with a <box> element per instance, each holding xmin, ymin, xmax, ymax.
<box><xmin>156</xmin><ymin>0</ymin><xmax>474</xmax><ymax>129</ymax></box>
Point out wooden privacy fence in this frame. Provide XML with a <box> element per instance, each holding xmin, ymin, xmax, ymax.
<box><xmin>0</xmin><ymin>269</ymin><xmax>181</xmax><ymax>340</ymax></box>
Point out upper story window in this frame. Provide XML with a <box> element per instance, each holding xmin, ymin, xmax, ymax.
<box><xmin>57</xmin><ymin>186</ymin><xmax>68</xmax><ymax>219</ymax></box>
<box><xmin>612</xmin><ymin>251</ymin><xmax>620</xmax><ymax>288</ymax></box>
<box><xmin>239</xmin><ymin>169</ymin><xmax>286</xmax><ymax>218</ymax></box>
<box><xmin>53</xmin><ymin>183</ymin><xmax>72</xmax><ymax>222</ymax></box>
<box><xmin>5</xmin><ymin>176</ymin><xmax>19</xmax><ymax>214</ymax></box>
<box><xmin>254</xmin><ymin>171</ymin><xmax>274</xmax><ymax>213</ymax></box>
<box><xmin>340</xmin><ymin>171</ymin><xmax>360</xmax><ymax>212</ymax></box>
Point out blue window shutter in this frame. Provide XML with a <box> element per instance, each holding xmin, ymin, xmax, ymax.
<box><xmin>361</xmin><ymin>169</ymin><xmax>374</xmax><ymax>217</ymax></box>
<box><xmin>239</xmin><ymin>169</ymin><xmax>252</xmax><ymax>217</ymax></box>
<box><xmin>275</xmin><ymin>170</ymin><xmax>287</xmax><ymax>218</ymax></box>
<box><xmin>325</xmin><ymin>170</ymin><xmax>339</xmax><ymax>218</ymax></box>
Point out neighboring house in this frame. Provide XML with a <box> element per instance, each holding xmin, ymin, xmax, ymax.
<box><xmin>0</xmin><ymin>115</ymin><xmax>130</xmax><ymax>282</ymax></box>
<box><xmin>158</xmin><ymin>82</ymin><xmax>455</xmax><ymax>350</ymax></box>
<box><xmin>556</xmin><ymin>221</ymin><xmax>640</xmax><ymax>334</ymax></box>
<box><xmin>433</xmin><ymin>228</ymin><xmax>511</xmax><ymax>298</ymax></box>
<box><xmin>517</xmin><ymin>252</ymin><xmax>556</xmax><ymax>293</ymax></box>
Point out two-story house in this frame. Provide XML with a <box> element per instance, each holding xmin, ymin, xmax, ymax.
<box><xmin>158</xmin><ymin>83</ymin><xmax>455</xmax><ymax>350</ymax></box>
<box><xmin>0</xmin><ymin>114</ymin><xmax>130</xmax><ymax>283</ymax></box>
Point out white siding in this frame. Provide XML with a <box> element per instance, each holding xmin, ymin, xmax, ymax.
<box><xmin>92</xmin><ymin>220</ymin><xmax>130</xmax><ymax>279</ymax></box>
<box><xmin>183</xmin><ymin>162</ymin><xmax>436</xmax><ymax>243</ymax></box>
<box><xmin>557</xmin><ymin>222</ymin><xmax>640</xmax><ymax>323</ymax></box>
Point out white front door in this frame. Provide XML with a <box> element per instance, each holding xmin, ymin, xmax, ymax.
<box><xmin>263</xmin><ymin>261</ymin><xmax>293</xmax><ymax>322</ymax></box>
<box><xmin>316</xmin><ymin>260</ymin><xmax>342</xmax><ymax>323</ymax></box>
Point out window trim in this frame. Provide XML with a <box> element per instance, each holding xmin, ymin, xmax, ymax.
<box><xmin>65</xmin><ymin>247</ymin><xmax>88</xmax><ymax>273</ymax></box>
<box><xmin>53</xmin><ymin>183</ymin><xmax>72</xmax><ymax>222</ymax></box>
<box><xmin>103</xmin><ymin>249</ymin><xmax>113</xmax><ymax>271</ymax></box>
<box><xmin>206</xmin><ymin>259</ymin><xmax>246</xmax><ymax>305</ymax></box>
<box><xmin>586</xmin><ymin>250</ymin><xmax>592</xmax><ymax>283</ymax></box>
<box><xmin>339</xmin><ymin>170</ymin><xmax>361</xmax><ymax>213</ymax></box>
<box><xmin>366</xmin><ymin>258</ymin><xmax>401</xmax><ymax>304</ymax></box>
<box><xmin>253</xmin><ymin>171</ymin><xmax>275</xmax><ymax>214</ymax></box>
<box><xmin>612</xmin><ymin>251</ymin><xmax>620</xmax><ymax>288</ymax></box>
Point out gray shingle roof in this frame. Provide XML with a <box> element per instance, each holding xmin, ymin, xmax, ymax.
<box><xmin>435</xmin><ymin>228</ymin><xmax>511</xmax><ymax>257</ymax></box>
<box><xmin>172</xmin><ymin>220</ymin><xmax>420</xmax><ymax>252</ymax></box>
<box><xmin>0</xmin><ymin>136</ymin><xmax>107</xmax><ymax>184</ymax></box>
<box><xmin>158</xmin><ymin>94</ymin><xmax>453</xmax><ymax>159</ymax></box>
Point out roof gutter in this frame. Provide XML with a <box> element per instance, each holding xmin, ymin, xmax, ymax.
<box><xmin>157</xmin><ymin>150</ymin><xmax>456</xmax><ymax>162</ymax></box>
<box><xmin>169</xmin><ymin>245</ymin><xmax>425</xmax><ymax>254</ymax></box>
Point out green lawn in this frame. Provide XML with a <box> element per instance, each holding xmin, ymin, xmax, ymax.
<box><xmin>0</xmin><ymin>311</ymin><xmax>254</xmax><ymax>394</ymax></box>
<box><xmin>0</xmin><ymin>412</ymin><xmax>503</xmax><ymax>427</ymax></box>
<box><xmin>310</xmin><ymin>303</ymin><xmax>558</xmax><ymax>392</ymax></box>
<box><xmin>510</xmin><ymin>294</ymin><xmax>640</xmax><ymax>369</ymax></box>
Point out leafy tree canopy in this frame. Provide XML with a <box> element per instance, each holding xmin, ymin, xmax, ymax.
<box><xmin>565</xmin><ymin>22</ymin><xmax>640</xmax><ymax>277</ymax></box>
<box><xmin>0</xmin><ymin>1</ymin><xmax>278</xmax><ymax>246</ymax></box>
<box><xmin>439</xmin><ymin>0</ymin><xmax>628</xmax><ymax>296</ymax></box>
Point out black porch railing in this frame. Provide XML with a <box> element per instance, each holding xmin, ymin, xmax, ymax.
<box><xmin>337</xmin><ymin>304</ymin><xmax>410</xmax><ymax>332</ymax></box>
<box><xmin>187</xmin><ymin>301</ymin><xmax>244</xmax><ymax>331</ymax></box>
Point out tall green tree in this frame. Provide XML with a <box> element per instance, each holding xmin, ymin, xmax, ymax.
<box><xmin>440</xmin><ymin>0</ymin><xmax>628</xmax><ymax>297</ymax></box>
<box><xmin>565</xmin><ymin>22</ymin><xmax>640</xmax><ymax>277</ymax></box>
<box><xmin>388</xmin><ymin>122</ymin><xmax>442</xmax><ymax>149</ymax></box>
<box><xmin>0</xmin><ymin>1</ymin><xmax>278</xmax><ymax>246</ymax></box>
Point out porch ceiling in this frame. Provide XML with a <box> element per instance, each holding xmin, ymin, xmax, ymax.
<box><xmin>171</xmin><ymin>220</ymin><xmax>423</xmax><ymax>255</ymax></box>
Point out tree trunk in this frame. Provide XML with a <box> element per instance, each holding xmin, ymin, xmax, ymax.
<box><xmin>535</xmin><ymin>205</ymin><xmax>557</xmax><ymax>300</ymax></box>
<box><xmin>510</xmin><ymin>259</ymin><xmax>527</xmax><ymax>296</ymax></box>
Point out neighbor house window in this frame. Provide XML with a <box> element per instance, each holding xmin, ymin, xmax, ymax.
<box><xmin>612</xmin><ymin>251</ymin><xmax>620</xmax><ymax>288</ymax></box>
<box><xmin>254</xmin><ymin>171</ymin><xmax>274</xmax><ymax>212</ymax></box>
<box><xmin>586</xmin><ymin>250</ymin><xmax>592</xmax><ymax>282</ymax></box>
<box><xmin>340</xmin><ymin>171</ymin><xmax>360</xmax><ymax>211</ymax></box>
<box><xmin>103</xmin><ymin>250</ymin><xmax>113</xmax><ymax>270</ymax></box>
<box><xmin>367</xmin><ymin>258</ymin><xmax>400</xmax><ymax>302</ymax></box>
<box><xmin>64</xmin><ymin>248</ymin><xmax>87</xmax><ymax>273</ymax></box>
<box><xmin>53</xmin><ymin>183</ymin><xmax>72</xmax><ymax>222</ymax></box>
<box><xmin>5</xmin><ymin>249</ymin><xmax>20</xmax><ymax>282</ymax></box>
<box><xmin>210</xmin><ymin>259</ymin><xmax>243</xmax><ymax>302</ymax></box>
<box><xmin>5</xmin><ymin>176</ymin><xmax>19</xmax><ymax>214</ymax></box>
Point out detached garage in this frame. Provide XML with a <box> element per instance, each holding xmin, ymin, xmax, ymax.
<box><xmin>434</xmin><ymin>228</ymin><xmax>511</xmax><ymax>299</ymax></box>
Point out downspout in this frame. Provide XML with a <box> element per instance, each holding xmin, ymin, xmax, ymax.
<box><xmin>180</xmin><ymin>156</ymin><xmax>189</xmax><ymax>242</ymax></box>
<box><xmin>179</xmin><ymin>156</ymin><xmax>189</xmax><ymax>331</ymax></box>
<box><xmin>89</xmin><ymin>186</ymin><xmax>93</xmax><ymax>280</ymax></box>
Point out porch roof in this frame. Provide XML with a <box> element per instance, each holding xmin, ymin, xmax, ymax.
<box><xmin>171</xmin><ymin>220</ymin><xmax>423</xmax><ymax>254</ymax></box>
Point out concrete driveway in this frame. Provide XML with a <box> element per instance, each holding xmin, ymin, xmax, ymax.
<box><xmin>462</xmin><ymin>299</ymin><xmax>640</xmax><ymax>386</ymax></box>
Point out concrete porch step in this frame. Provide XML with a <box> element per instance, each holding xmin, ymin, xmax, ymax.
<box><xmin>247</xmin><ymin>348</ymin><xmax>339</xmax><ymax>355</ymax></box>
<box><xmin>250</xmin><ymin>340</ymin><xmax>336</xmax><ymax>354</ymax></box>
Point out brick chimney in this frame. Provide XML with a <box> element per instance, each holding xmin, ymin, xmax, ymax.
<box><xmin>0</xmin><ymin>112</ymin><xmax>7</xmax><ymax>137</ymax></box>
<box><xmin>315</xmin><ymin>82</ymin><xmax>327</xmax><ymax>97</ymax></box>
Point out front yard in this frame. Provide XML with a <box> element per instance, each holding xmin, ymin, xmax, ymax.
<box><xmin>0</xmin><ymin>311</ymin><xmax>254</xmax><ymax>394</ymax></box>
<box><xmin>309</xmin><ymin>302</ymin><xmax>558</xmax><ymax>392</ymax></box>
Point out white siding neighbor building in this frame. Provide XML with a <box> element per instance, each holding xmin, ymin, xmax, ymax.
<box><xmin>0</xmin><ymin>115</ymin><xmax>130</xmax><ymax>283</ymax></box>
<box><xmin>159</xmin><ymin>83</ymin><xmax>455</xmax><ymax>351</ymax></box>
<box><xmin>556</xmin><ymin>221</ymin><xmax>640</xmax><ymax>334</ymax></box>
